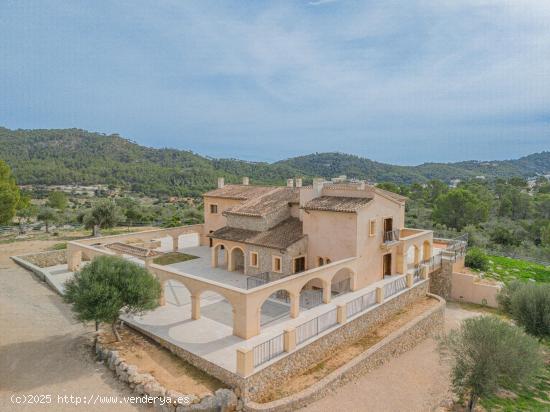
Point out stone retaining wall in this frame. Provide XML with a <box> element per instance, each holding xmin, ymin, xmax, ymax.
<box><xmin>95</xmin><ymin>340</ymin><xmax>239</xmax><ymax>412</ymax></box>
<box><xmin>244</xmin><ymin>293</ymin><xmax>445</xmax><ymax>412</ymax></box>
<box><xmin>19</xmin><ymin>250</ymin><xmax>67</xmax><ymax>268</ymax></box>
<box><xmin>243</xmin><ymin>281</ymin><xmax>430</xmax><ymax>401</ymax></box>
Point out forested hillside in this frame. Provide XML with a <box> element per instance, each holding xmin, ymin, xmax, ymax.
<box><xmin>0</xmin><ymin>127</ymin><xmax>548</xmax><ymax>196</ymax></box>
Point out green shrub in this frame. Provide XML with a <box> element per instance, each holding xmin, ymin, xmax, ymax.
<box><xmin>64</xmin><ymin>255</ymin><xmax>161</xmax><ymax>341</ymax></box>
<box><xmin>52</xmin><ymin>242</ymin><xmax>67</xmax><ymax>250</ymax></box>
<box><xmin>510</xmin><ymin>282</ymin><xmax>550</xmax><ymax>339</ymax></box>
<box><xmin>439</xmin><ymin>316</ymin><xmax>542</xmax><ymax>412</ymax></box>
<box><xmin>465</xmin><ymin>247</ymin><xmax>489</xmax><ymax>271</ymax></box>
<box><xmin>496</xmin><ymin>280</ymin><xmax>524</xmax><ymax>314</ymax></box>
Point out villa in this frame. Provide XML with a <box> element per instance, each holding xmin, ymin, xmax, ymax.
<box><xmin>20</xmin><ymin>175</ymin><xmax>476</xmax><ymax>402</ymax></box>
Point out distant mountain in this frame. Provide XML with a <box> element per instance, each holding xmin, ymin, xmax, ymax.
<box><xmin>0</xmin><ymin>127</ymin><xmax>548</xmax><ymax>196</ymax></box>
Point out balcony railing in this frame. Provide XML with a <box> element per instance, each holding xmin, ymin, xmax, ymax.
<box><xmin>383</xmin><ymin>229</ymin><xmax>400</xmax><ymax>243</ymax></box>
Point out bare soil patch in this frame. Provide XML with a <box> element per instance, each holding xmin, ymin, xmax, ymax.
<box><xmin>99</xmin><ymin>325</ymin><xmax>224</xmax><ymax>396</ymax></box>
<box><xmin>260</xmin><ymin>296</ymin><xmax>438</xmax><ymax>403</ymax></box>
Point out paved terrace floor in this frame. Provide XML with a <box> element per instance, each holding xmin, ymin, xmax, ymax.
<box><xmin>16</xmin><ymin>235</ymin><xmax>427</xmax><ymax>375</ymax></box>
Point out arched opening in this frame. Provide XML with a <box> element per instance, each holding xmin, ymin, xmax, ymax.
<box><xmin>299</xmin><ymin>278</ymin><xmax>325</xmax><ymax>309</ymax></box>
<box><xmin>197</xmin><ymin>290</ymin><xmax>235</xmax><ymax>328</ymax></box>
<box><xmin>318</xmin><ymin>257</ymin><xmax>324</xmax><ymax>266</ymax></box>
<box><xmin>423</xmin><ymin>240</ymin><xmax>432</xmax><ymax>262</ymax></box>
<box><xmin>212</xmin><ymin>243</ymin><xmax>227</xmax><ymax>269</ymax></box>
<box><xmin>330</xmin><ymin>268</ymin><xmax>354</xmax><ymax>296</ymax></box>
<box><xmin>162</xmin><ymin>279</ymin><xmax>191</xmax><ymax>307</ymax></box>
<box><xmin>406</xmin><ymin>245</ymin><xmax>419</xmax><ymax>269</ymax></box>
<box><xmin>229</xmin><ymin>246</ymin><xmax>245</xmax><ymax>273</ymax></box>
<box><xmin>258</xmin><ymin>289</ymin><xmax>293</xmax><ymax>328</ymax></box>
<box><xmin>326</xmin><ymin>258</ymin><xmax>332</xmax><ymax>264</ymax></box>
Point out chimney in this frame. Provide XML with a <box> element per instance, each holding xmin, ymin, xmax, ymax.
<box><xmin>242</xmin><ymin>176</ymin><xmax>249</xmax><ymax>185</ymax></box>
<box><xmin>295</xmin><ymin>178</ymin><xmax>302</xmax><ymax>188</ymax></box>
<box><xmin>217</xmin><ymin>177</ymin><xmax>225</xmax><ymax>188</ymax></box>
<box><xmin>313</xmin><ymin>178</ymin><xmax>324</xmax><ymax>197</ymax></box>
<box><xmin>287</xmin><ymin>178</ymin><xmax>294</xmax><ymax>188</ymax></box>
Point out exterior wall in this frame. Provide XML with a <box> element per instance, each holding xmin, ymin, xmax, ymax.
<box><xmin>203</xmin><ymin>196</ymin><xmax>243</xmax><ymax>235</ymax></box>
<box><xmin>244</xmin><ymin>293</ymin><xmax>445</xmax><ymax>412</ymax></box>
<box><xmin>302</xmin><ymin>210</ymin><xmax>357</xmax><ymax>270</ymax></box>
<box><xmin>451</xmin><ymin>272</ymin><xmax>501</xmax><ymax>308</ymax></box>
<box><xmin>245</xmin><ymin>237</ymin><xmax>308</xmax><ymax>277</ymax></box>
<box><xmin>225</xmin><ymin>206</ymin><xmax>290</xmax><ymax>232</ymax></box>
<box><xmin>242</xmin><ymin>282</ymin><xmax>431</xmax><ymax>401</ymax></box>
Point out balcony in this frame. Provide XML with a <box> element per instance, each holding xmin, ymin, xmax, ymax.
<box><xmin>383</xmin><ymin>229</ymin><xmax>400</xmax><ymax>244</ymax></box>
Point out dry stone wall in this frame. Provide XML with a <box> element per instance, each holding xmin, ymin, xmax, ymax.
<box><xmin>21</xmin><ymin>250</ymin><xmax>67</xmax><ymax>268</ymax></box>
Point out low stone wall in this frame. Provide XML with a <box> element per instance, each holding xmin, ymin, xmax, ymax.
<box><xmin>244</xmin><ymin>293</ymin><xmax>445</xmax><ymax>412</ymax></box>
<box><xmin>95</xmin><ymin>340</ymin><xmax>239</xmax><ymax>412</ymax></box>
<box><xmin>19</xmin><ymin>250</ymin><xmax>67</xmax><ymax>268</ymax></box>
<box><xmin>243</xmin><ymin>281</ymin><xmax>430</xmax><ymax>401</ymax></box>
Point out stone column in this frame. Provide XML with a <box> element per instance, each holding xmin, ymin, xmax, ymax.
<box><xmin>406</xmin><ymin>273</ymin><xmax>414</xmax><ymax>288</ymax></box>
<box><xmin>171</xmin><ymin>235</ymin><xmax>179</xmax><ymax>252</ymax></box>
<box><xmin>283</xmin><ymin>328</ymin><xmax>296</xmax><ymax>352</ymax></box>
<box><xmin>236</xmin><ymin>348</ymin><xmax>254</xmax><ymax>377</ymax></box>
<box><xmin>211</xmin><ymin>247</ymin><xmax>217</xmax><ymax>268</ymax></box>
<box><xmin>290</xmin><ymin>294</ymin><xmax>300</xmax><ymax>318</ymax></box>
<box><xmin>191</xmin><ymin>293</ymin><xmax>201</xmax><ymax>320</ymax></box>
<box><xmin>376</xmin><ymin>286</ymin><xmax>384</xmax><ymax>303</ymax></box>
<box><xmin>322</xmin><ymin>281</ymin><xmax>331</xmax><ymax>304</ymax></box>
<box><xmin>337</xmin><ymin>304</ymin><xmax>347</xmax><ymax>324</ymax></box>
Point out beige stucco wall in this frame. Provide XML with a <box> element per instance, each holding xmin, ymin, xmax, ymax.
<box><xmin>203</xmin><ymin>196</ymin><xmax>243</xmax><ymax>236</ymax></box>
<box><xmin>451</xmin><ymin>272</ymin><xmax>501</xmax><ymax>308</ymax></box>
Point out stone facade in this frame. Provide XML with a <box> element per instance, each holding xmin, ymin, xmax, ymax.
<box><xmin>429</xmin><ymin>265</ymin><xmax>451</xmax><ymax>300</ymax></box>
<box><xmin>225</xmin><ymin>206</ymin><xmax>290</xmax><ymax>233</ymax></box>
<box><xmin>243</xmin><ymin>294</ymin><xmax>445</xmax><ymax>412</ymax></box>
<box><xmin>20</xmin><ymin>250</ymin><xmax>67</xmax><ymax>268</ymax></box>
<box><xmin>245</xmin><ymin>237</ymin><xmax>308</xmax><ymax>277</ymax></box>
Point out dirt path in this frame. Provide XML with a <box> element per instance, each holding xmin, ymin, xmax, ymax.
<box><xmin>300</xmin><ymin>303</ymin><xmax>482</xmax><ymax>412</ymax></box>
<box><xmin>0</xmin><ymin>242</ymin><xmax>149</xmax><ymax>411</ymax></box>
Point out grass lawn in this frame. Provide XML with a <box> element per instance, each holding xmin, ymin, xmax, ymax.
<box><xmin>481</xmin><ymin>340</ymin><xmax>550</xmax><ymax>412</ymax></box>
<box><xmin>474</xmin><ymin>255</ymin><xmax>550</xmax><ymax>284</ymax></box>
<box><xmin>153</xmin><ymin>252</ymin><xmax>199</xmax><ymax>265</ymax></box>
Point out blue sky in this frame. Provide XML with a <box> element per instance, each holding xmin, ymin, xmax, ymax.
<box><xmin>1</xmin><ymin>0</ymin><xmax>549</xmax><ymax>164</ymax></box>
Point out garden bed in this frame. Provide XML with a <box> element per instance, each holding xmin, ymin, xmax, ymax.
<box><xmin>474</xmin><ymin>255</ymin><xmax>550</xmax><ymax>283</ymax></box>
<box><xmin>99</xmin><ymin>325</ymin><xmax>224</xmax><ymax>396</ymax></box>
<box><xmin>153</xmin><ymin>252</ymin><xmax>199</xmax><ymax>265</ymax></box>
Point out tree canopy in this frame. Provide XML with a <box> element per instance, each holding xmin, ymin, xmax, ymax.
<box><xmin>0</xmin><ymin>159</ymin><xmax>20</xmax><ymax>224</ymax></box>
<box><xmin>63</xmin><ymin>255</ymin><xmax>161</xmax><ymax>341</ymax></box>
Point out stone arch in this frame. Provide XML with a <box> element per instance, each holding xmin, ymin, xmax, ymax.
<box><xmin>193</xmin><ymin>288</ymin><xmax>236</xmax><ymax>328</ymax></box>
<box><xmin>257</xmin><ymin>288</ymin><xmax>296</xmax><ymax>329</ymax></box>
<box><xmin>406</xmin><ymin>245</ymin><xmax>420</xmax><ymax>267</ymax></box>
<box><xmin>228</xmin><ymin>246</ymin><xmax>245</xmax><ymax>273</ymax></box>
<box><xmin>160</xmin><ymin>278</ymin><xmax>192</xmax><ymax>307</ymax></box>
<box><xmin>298</xmin><ymin>277</ymin><xmax>326</xmax><ymax>309</ymax></box>
<box><xmin>329</xmin><ymin>267</ymin><xmax>356</xmax><ymax>296</ymax></box>
<box><xmin>211</xmin><ymin>242</ymin><xmax>228</xmax><ymax>268</ymax></box>
<box><xmin>423</xmin><ymin>240</ymin><xmax>432</xmax><ymax>262</ymax></box>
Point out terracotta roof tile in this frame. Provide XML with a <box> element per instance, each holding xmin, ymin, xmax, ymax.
<box><xmin>224</xmin><ymin>187</ymin><xmax>299</xmax><ymax>217</ymax></box>
<box><xmin>203</xmin><ymin>184</ymin><xmax>274</xmax><ymax>200</ymax></box>
<box><xmin>209</xmin><ymin>217</ymin><xmax>303</xmax><ymax>249</ymax></box>
<box><xmin>303</xmin><ymin>196</ymin><xmax>372</xmax><ymax>213</ymax></box>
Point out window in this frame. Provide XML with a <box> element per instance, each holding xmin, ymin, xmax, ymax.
<box><xmin>369</xmin><ymin>219</ymin><xmax>376</xmax><ymax>237</ymax></box>
<box><xmin>326</xmin><ymin>258</ymin><xmax>332</xmax><ymax>264</ymax></box>
<box><xmin>273</xmin><ymin>256</ymin><xmax>282</xmax><ymax>273</ymax></box>
<box><xmin>210</xmin><ymin>204</ymin><xmax>218</xmax><ymax>214</ymax></box>
<box><xmin>318</xmin><ymin>257</ymin><xmax>324</xmax><ymax>266</ymax></box>
<box><xmin>294</xmin><ymin>256</ymin><xmax>306</xmax><ymax>273</ymax></box>
<box><xmin>250</xmin><ymin>252</ymin><xmax>258</xmax><ymax>267</ymax></box>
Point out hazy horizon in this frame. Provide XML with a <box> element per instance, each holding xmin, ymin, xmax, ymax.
<box><xmin>1</xmin><ymin>1</ymin><xmax>549</xmax><ymax>165</ymax></box>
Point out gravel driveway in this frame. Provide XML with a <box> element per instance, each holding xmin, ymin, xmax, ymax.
<box><xmin>300</xmin><ymin>303</ymin><xmax>481</xmax><ymax>412</ymax></box>
<box><xmin>0</xmin><ymin>243</ymin><xmax>149</xmax><ymax>411</ymax></box>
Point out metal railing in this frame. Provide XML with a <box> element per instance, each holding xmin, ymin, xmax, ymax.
<box><xmin>346</xmin><ymin>289</ymin><xmax>377</xmax><ymax>318</ymax></box>
<box><xmin>384</xmin><ymin>275</ymin><xmax>407</xmax><ymax>298</ymax></box>
<box><xmin>246</xmin><ymin>272</ymin><xmax>273</xmax><ymax>289</ymax></box>
<box><xmin>331</xmin><ymin>278</ymin><xmax>352</xmax><ymax>296</ymax></box>
<box><xmin>253</xmin><ymin>333</ymin><xmax>285</xmax><ymax>367</ymax></box>
<box><xmin>296</xmin><ymin>308</ymin><xmax>338</xmax><ymax>345</ymax></box>
<box><xmin>383</xmin><ymin>229</ymin><xmax>400</xmax><ymax>243</ymax></box>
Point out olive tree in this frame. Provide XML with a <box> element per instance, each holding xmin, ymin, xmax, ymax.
<box><xmin>510</xmin><ymin>282</ymin><xmax>550</xmax><ymax>340</ymax></box>
<box><xmin>439</xmin><ymin>316</ymin><xmax>542</xmax><ymax>412</ymax></box>
<box><xmin>82</xmin><ymin>199</ymin><xmax>124</xmax><ymax>236</ymax></box>
<box><xmin>64</xmin><ymin>256</ymin><xmax>161</xmax><ymax>341</ymax></box>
